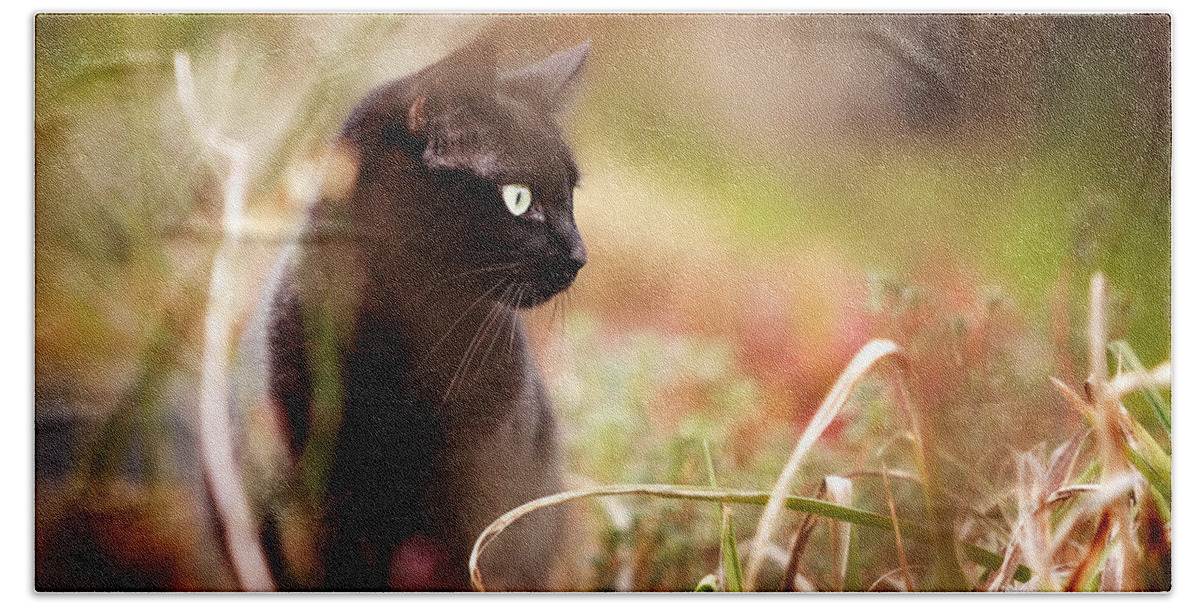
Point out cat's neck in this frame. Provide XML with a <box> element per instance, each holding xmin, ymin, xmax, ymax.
<box><xmin>359</xmin><ymin>271</ymin><xmax>535</xmax><ymax>423</ymax></box>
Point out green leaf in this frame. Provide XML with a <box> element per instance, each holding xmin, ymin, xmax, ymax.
<box><xmin>843</xmin><ymin>525</ymin><xmax>862</xmax><ymax>591</ymax></box>
<box><xmin>721</xmin><ymin>509</ymin><xmax>744</xmax><ymax>592</ymax></box>
<box><xmin>694</xmin><ymin>573</ymin><xmax>719</xmax><ymax>592</ymax></box>
<box><xmin>702</xmin><ymin>439</ymin><xmax>718</xmax><ymax>488</ymax></box>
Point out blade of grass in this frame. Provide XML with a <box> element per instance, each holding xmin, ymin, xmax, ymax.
<box><xmin>1048</xmin><ymin>472</ymin><xmax>1141</xmax><ymax>562</ymax></box>
<box><xmin>1051</xmin><ymin>377</ymin><xmax>1093</xmax><ymax>420</ymax></box>
<box><xmin>702</xmin><ymin>440</ymin><xmax>743</xmax><ymax>592</ymax></box>
<box><xmin>720</xmin><ymin>506</ymin><xmax>744</xmax><ymax>592</ymax></box>
<box><xmin>178</xmin><ymin>50</ymin><xmax>274</xmax><ymax>592</ymax></box>
<box><xmin>702</xmin><ymin>440</ymin><xmax>718</xmax><ymax>488</ymax></box>
<box><xmin>887</xmin><ymin>362</ymin><xmax>968</xmax><ymax>590</ymax></box>
<box><xmin>1137</xmin><ymin>484</ymin><xmax>1171</xmax><ymax>591</ymax></box>
<box><xmin>1087</xmin><ymin>273</ymin><xmax>1148</xmax><ymax>591</ymax></box>
<box><xmin>743</xmin><ymin>339</ymin><xmax>902</xmax><ymax>590</ymax></box>
<box><xmin>843</xmin><ymin>522</ymin><xmax>862</xmax><ymax>591</ymax></box>
<box><xmin>1044</xmin><ymin>431</ymin><xmax>1089</xmax><ymax>503</ymax></box>
<box><xmin>1107</xmin><ymin>362</ymin><xmax>1172</xmax><ymax>402</ymax></box>
<box><xmin>867</xmin><ymin>567</ymin><xmax>909</xmax><ymax>592</ymax></box>
<box><xmin>1119</xmin><ymin>412</ymin><xmax>1171</xmax><ymax>503</ymax></box>
<box><xmin>986</xmin><ymin>525</ymin><xmax>1026</xmax><ymax>592</ymax></box>
<box><xmin>781</xmin><ymin>501</ymin><xmax>820</xmax><ymax>591</ymax></box>
<box><xmin>1065</xmin><ymin>510</ymin><xmax>1114</xmax><ymax>591</ymax></box>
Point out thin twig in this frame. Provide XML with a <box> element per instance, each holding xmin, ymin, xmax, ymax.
<box><xmin>881</xmin><ymin>465</ymin><xmax>915</xmax><ymax>591</ymax></box>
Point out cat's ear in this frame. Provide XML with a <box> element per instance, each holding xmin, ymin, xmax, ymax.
<box><xmin>500</xmin><ymin>42</ymin><xmax>590</xmax><ymax>114</ymax></box>
<box><xmin>405</xmin><ymin>38</ymin><xmax>499</xmax><ymax>136</ymax></box>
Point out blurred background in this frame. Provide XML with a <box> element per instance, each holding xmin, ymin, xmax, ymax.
<box><xmin>35</xmin><ymin>14</ymin><xmax>1169</xmax><ymax>591</ymax></box>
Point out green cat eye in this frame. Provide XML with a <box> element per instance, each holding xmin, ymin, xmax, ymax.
<box><xmin>501</xmin><ymin>184</ymin><xmax>532</xmax><ymax>216</ymax></box>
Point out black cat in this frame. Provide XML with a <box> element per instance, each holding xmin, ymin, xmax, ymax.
<box><xmin>233</xmin><ymin>39</ymin><xmax>589</xmax><ymax>591</ymax></box>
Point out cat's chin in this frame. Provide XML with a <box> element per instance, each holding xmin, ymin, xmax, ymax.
<box><xmin>500</xmin><ymin>263</ymin><xmax>580</xmax><ymax>309</ymax></box>
<box><xmin>505</xmin><ymin>281</ymin><xmax>572</xmax><ymax>309</ymax></box>
<box><xmin>512</xmin><ymin>289</ymin><xmax>560</xmax><ymax>309</ymax></box>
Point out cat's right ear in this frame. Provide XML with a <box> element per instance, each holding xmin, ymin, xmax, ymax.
<box><xmin>500</xmin><ymin>41</ymin><xmax>590</xmax><ymax>114</ymax></box>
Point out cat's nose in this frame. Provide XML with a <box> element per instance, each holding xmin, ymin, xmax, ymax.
<box><xmin>543</xmin><ymin>240</ymin><xmax>585</xmax><ymax>286</ymax></box>
<box><xmin>566</xmin><ymin>241</ymin><xmax>587</xmax><ymax>272</ymax></box>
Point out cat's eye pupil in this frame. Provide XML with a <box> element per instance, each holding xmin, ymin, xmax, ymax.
<box><xmin>501</xmin><ymin>184</ymin><xmax>532</xmax><ymax>217</ymax></box>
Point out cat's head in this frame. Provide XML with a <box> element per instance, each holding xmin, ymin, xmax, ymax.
<box><xmin>340</xmin><ymin>39</ymin><xmax>590</xmax><ymax>308</ymax></box>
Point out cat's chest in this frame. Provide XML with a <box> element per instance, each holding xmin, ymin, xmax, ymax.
<box><xmin>330</xmin><ymin>309</ymin><xmax>544</xmax><ymax>508</ymax></box>
<box><xmin>342</xmin><ymin>306</ymin><xmax>533</xmax><ymax>432</ymax></box>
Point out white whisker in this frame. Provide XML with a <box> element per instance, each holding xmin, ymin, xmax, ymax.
<box><xmin>416</xmin><ymin>278</ymin><xmax>510</xmax><ymax>375</ymax></box>
<box><xmin>444</xmin><ymin>283</ymin><xmax>513</xmax><ymax>401</ymax></box>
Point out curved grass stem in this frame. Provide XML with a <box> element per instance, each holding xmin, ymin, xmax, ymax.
<box><xmin>468</xmin><ymin>484</ymin><xmax>1029</xmax><ymax>591</ymax></box>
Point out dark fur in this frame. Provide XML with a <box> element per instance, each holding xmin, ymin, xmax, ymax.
<box><xmin>238</xmin><ymin>40</ymin><xmax>589</xmax><ymax>591</ymax></box>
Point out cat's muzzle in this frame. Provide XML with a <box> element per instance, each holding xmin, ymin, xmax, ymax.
<box><xmin>515</xmin><ymin>248</ymin><xmax>585</xmax><ymax>307</ymax></box>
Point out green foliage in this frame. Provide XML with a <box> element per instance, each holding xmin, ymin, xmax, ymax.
<box><xmin>551</xmin><ymin>318</ymin><xmax>780</xmax><ymax>589</ymax></box>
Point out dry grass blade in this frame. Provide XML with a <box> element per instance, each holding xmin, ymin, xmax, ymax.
<box><xmin>990</xmin><ymin>434</ymin><xmax>1089</xmax><ymax>591</ymax></box>
<box><xmin>1050</xmin><ymin>377</ymin><xmax>1092</xmax><ymax>420</ymax></box>
<box><xmin>1046</xmin><ymin>484</ymin><xmax>1099</xmax><ymax>505</ymax></box>
<box><xmin>1044</xmin><ymin>431</ymin><xmax>1089</xmax><ymax>504</ymax></box>
<box><xmin>743</xmin><ymin>339</ymin><xmax>902</xmax><ymax>590</ymax></box>
<box><xmin>1002</xmin><ymin>452</ymin><xmax>1044</xmax><ymax>590</ymax></box>
<box><xmin>867</xmin><ymin>567</ymin><xmax>910</xmax><ymax>592</ymax></box>
<box><xmin>469</xmin><ymin>485</ymin><xmax>835</xmax><ymax>591</ymax></box>
<box><xmin>1108</xmin><ymin>340</ymin><xmax>1171</xmax><ymax>429</ymax></box>
<box><xmin>177</xmin><ymin>51</ymin><xmax>274</xmax><ymax>591</ymax></box>
<box><xmin>846</xmin><ymin>469</ymin><xmax>922</xmax><ymax>485</ymax></box>
<box><xmin>1086</xmin><ymin>272</ymin><xmax>1148</xmax><ymax>591</ymax></box>
<box><xmin>1049</xmin><ymin>471</ymin><xmax>1141</xmax><ymax>561</ymax></box>
<box><xmin>1107</xmin><ymin>363</ymin><xmax>1171</xmax><ymax>400</ymax></box>
<box><xmin>987</xmin><ymin>523</ymin><xmax>1025</xmax><ymax>591</ymax></box>
<box><xmin>780</xmin><ymin>516</ymin><xmax>819</xmax><ymax>591</ymax></box>
<box><xmin>1099</xmin><ymin>534</ymin><xmax>1126</xmax><ymax>592</ymax></box>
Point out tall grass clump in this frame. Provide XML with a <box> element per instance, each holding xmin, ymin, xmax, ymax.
<box><xmin>472</xmin><ymin>272</ymin><xmax>1169</xmax><ymax>592</ymax></box>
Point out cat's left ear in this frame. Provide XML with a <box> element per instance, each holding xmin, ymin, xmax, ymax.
<box><xmin>500</xmin><ymin>42</ymin><xmax>590</xmax><ymax>113</ymax></box>
<box><xmin>405</xmin><ymin>37</ymin><xmax>499</xmax><ymax>136</ymax></box>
